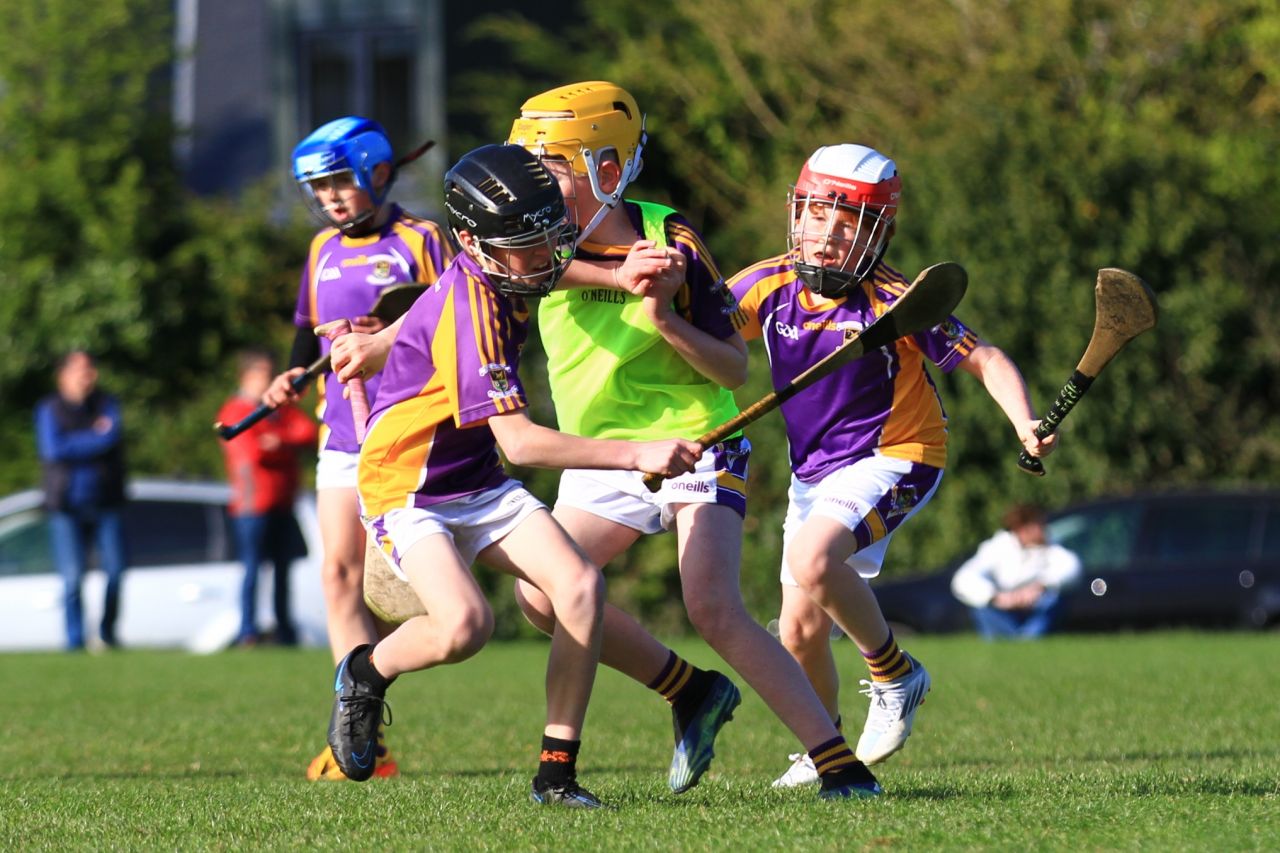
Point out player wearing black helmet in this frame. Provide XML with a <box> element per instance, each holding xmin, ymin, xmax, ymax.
<box><xmin>442</xmin><ymin>143</ymin><xmax>576</xmax><ymax>296</ymax></box>
<box><xmin>321</xmin><ymin>144</ymin><xmax>702</xmax><ymax>808</ymax></box>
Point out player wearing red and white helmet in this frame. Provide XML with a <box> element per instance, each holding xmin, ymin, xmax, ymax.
<box><xmin>730</xmin><ymin>143</ymin><xmax>1056</xmax><ymax>788</ymax></box>
<box><xmin>788</xmin><ymin>144</ymin><xmax>902</xmax><ymax>297</ymax></box>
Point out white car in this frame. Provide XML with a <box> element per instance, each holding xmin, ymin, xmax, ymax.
<box><xmin>0</xmin><ymin>479</ymin><xmax>327</xmax><ymax>653</ymax></box>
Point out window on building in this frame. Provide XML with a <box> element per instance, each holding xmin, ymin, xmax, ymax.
<box><xmin>298</xmin><ymin>28</ymin><xmax>417</xmax><ymax>156</ymax></box>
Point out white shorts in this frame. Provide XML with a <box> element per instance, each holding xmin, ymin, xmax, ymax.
<box><xmin>364</xmin><ymin>480</ymin><xmax>545</xmax><ymax>581</ymax></box>
<box><xmin>316</xmin><ymin>449</ymin><xmax>359</xmax><ymax>491</ymax></box>
<box><xmin>780</xmin><ymin>455</ymin><xmax>942</xmax><ymax>586</ymax></box>
<box><xmin>554</xmin><ymin>437</ymin><xmax>750</xmax><ymax>535</ymax></box>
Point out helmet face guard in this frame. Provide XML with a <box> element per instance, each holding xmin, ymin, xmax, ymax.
<box><xmin>469</xmin><ymin>217</ymin><xmax>577</xmax><ymax>297</ymax></box>
<box><xmin>507</xmin><ymin>82</ymin><xmax>645</xmax><ymax>245</ymax></box>
<box><xmin>444</xmin><ymin>144</ymin><xmax>576</xmax><ymax>297</ymax></box>
<box><xmin>292</xmin><ymin>116</ymin><xmax>395</xmax><ymax>234</ymax></box>
<box><xmin>787</xmin><ymin>144</ymin><xmax>901</xmax><ymax>297</ymax></box>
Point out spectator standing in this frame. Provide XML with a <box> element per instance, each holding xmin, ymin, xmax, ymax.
<box><xmin>951</xmin><ymin>503</ymin><xmax>1082</xmax><ymax>639</ymax></box>
<box><xmin>34</xmin><ymin>351</ymin><xmax>129</xmax><ymax>651</ymax></box>
<box><xmin>217</xmin><ymin>348</ymin><xmax>318</xmax><ymax>646</ymax></box>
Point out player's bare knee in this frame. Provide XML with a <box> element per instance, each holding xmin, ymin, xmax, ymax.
<box><xmin>513</xmin><ymin>579</ymin><xmax>555</xmax><ymax>634</ymax></box>
<box><xmin>439</xmin><ymin>602</ymin><xmax>494</xmax><ymax>662</ymax></box>
<box><xmin>321</xmin><ymin>557</ymin><xmax>364</xmax><ymax>592</ymax></box>
<box><xmin>549</xmin><ymin>567</ymin><xmax>605</xmax><ymax>625</ymax></box>
<box><xmin>786</xmin><ymin>553</ymin><xmax>835</xmax><ymax>596</ymax></box>
<box><xmin>779</xmin><ymin>612</ymin><xmax>829</xmax><ymax>657</ymax></box>
<box><xmin>685</xmin><ymin>595</ymin><xmax>746</xmax><ymax>643</ymax></box>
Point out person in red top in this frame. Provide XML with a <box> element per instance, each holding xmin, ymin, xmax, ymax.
<box><xmin>218</xmin><ymin>348</ymin><xmax>318</xmax><ymax>646</ymax></box>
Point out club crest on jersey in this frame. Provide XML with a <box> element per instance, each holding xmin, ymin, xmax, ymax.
<box><xmin>365</xmin><ymin>255</ymin><xmax>399</xmax><ymax>285</ymax></box>
<box><xmin>939</xmin><ymin>318</ymin><xmax>965</xmax><ymax>343</ymax></box>
<box><xmin>884</xmin><ymin>484</ymin><xmax>918</xmax><ymax>519</ymax></box>
<box><xmin>481</xmin><ymin>362</ymin><xmax>516</xmax><ymax>399</ymax></box>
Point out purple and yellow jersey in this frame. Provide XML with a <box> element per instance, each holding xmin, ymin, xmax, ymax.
<box><xmin>729</xmin><ymin>255</ymin><xmax>978</xmax><ymax>482</ymax></box>
<box><xmin>537</xmin><ymin>200</ymin><xmax>741</xmax><ymax>440</ymax></box>
<box><xmin>358</xmin><ymin>252</ymin><xmax>529</xmax><ymax>515</ymax></box>
<box><xmin>293</xmin><ymin>204</ymin><xmax>453</xmax><ymax>452</ymax></box>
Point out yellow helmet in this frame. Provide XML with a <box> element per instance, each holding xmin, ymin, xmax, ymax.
<box><xmin>508</xmin><ymin>81</ymin><xmax>646</xmax><ymax>241</ymax></box>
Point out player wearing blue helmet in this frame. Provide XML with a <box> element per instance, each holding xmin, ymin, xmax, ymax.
<box><xmin>293</xmin><ymin>116</ymin><xmax>398</xmax><ymax>235</ymax></box>
<box><xmin>263</xmin><ymin>115</ymin><xmax>454</xmax><ymax>781</ymax></box>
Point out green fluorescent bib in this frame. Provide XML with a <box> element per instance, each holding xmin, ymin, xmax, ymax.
<box><xmin>538</xmin><ymin>201</ymin><xmax>740</xmax><ymax>439</ymax></box>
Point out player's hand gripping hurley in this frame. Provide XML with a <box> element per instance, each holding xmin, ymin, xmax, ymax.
<box><xmin>317</xmin><ymin>318</ymin><xmax>369</xmax><ymax>443</ymax></box>
<box><xmin>642</xmin><ymin>262</ymin><xmax>970</xmax><ymax>492</ymax></box>
<box><xmin>214</xmin><ymin>283</ymin><xmax>426</xmax><ymax>440</ymax></box>
<box><xmin>1017</xmin><ymin>268</ymin><xmax>1158</xmax><ymax>476</ymax></box>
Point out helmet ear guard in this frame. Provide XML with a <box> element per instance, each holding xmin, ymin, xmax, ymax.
<box><xmin>444</xmin><ymin>144</ymin><xmax>576</xmax><ymax>296</ymax></box>
<box><xmin>507</xmin><ymin>81</ymin><xmax>646</xmax><ymax>243</ymax></box>
<box><xmin>787</xmin><ymin>144</ymin><xmax>901</xmax><ymax>297</ymax></box>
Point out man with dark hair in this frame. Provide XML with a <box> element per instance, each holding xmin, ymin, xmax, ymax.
<box><xmin>951</xmin><ymin>503</ymin><xmax>1082</xmax><ymax>639</ymax></box>
<box><xmin>34</xmin><ymin>350</ymin><xmax>129</xmax><ymax>650</ymax></box>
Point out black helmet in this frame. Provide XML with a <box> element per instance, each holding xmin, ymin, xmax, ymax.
<box><xmin>444</xmin><ymin>144</ymin><xmax>574</xmax><ymax>296</ymax></box>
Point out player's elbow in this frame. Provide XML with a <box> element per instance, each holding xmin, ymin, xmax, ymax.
<box><xmin>500</xmin><ymin>440</ymin><xmax>536</xmax><ymax>468</ymax></box>
<box><xmin>492</xmin><ymin>418</ymin><xmax>540</xmax><ymax>468</ymax></box>
<box><xmin>720</xmin><ymin>362</ymin><xmax>748</xmax><ymax>390</ymax></box>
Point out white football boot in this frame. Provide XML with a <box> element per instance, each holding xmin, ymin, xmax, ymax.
<box><xmin>855</xmin><ymin>653</ymin><xmax>931</xmax><ymax>765</ymax></box>
<box><xmin>771</xmin><ymin>752</ymin><xmax>820</xmax><ymax>788</ymax></box>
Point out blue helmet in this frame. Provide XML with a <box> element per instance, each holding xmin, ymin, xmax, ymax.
<box><xmin>292</xmin><ymin>116</ymin><xmax>395</xmax><ymax>231</ymax></box>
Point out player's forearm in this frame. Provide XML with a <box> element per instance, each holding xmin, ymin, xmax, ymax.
<box><xmin>556</xmin><ymin>258</ymin><xmax>620</xmax><ymax>291</ymax></box>
<box><xmin>648</xmin><ymin>313</ymin><xmax>748</xmax><ymax>389</ymax></box>
<box><xmin>495</xmin><ymin>419</ymin><xmax>639</xmax><ymax>471</ymax></box>
<box><xmin>962</xmin><ymin>343</ymin><xmax>1037</xmax><ymax>428</ymax></box>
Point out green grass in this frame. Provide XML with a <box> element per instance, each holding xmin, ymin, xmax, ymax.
<box><xmin>1</xmin><ymin>632</ymin><xmax>1277</xmax><ymax>851</ymax></box>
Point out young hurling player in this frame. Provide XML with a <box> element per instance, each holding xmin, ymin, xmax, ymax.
<box><xmin>506</xmin><ymin>82</ymin><xmax>883</xmax><ymax>800</ymax></box>
<box><xmin>262</xmin><ymin>116</ymin><xmax>453</xmax><ymax>781</ymax></box>
<box><xmin>727</xmin><ymin>144</ymin><xmax>1056</xmax><ymax>788</ymax></box>
<box><xmin>330</xmin><ymin>143</ymin><xmax>701</xmax><ymax>809</ymax></box>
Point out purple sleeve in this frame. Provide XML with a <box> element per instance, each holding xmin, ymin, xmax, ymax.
<box><xmin>914</xmin><ymin>314</ymin><xmax>980</xmax><ymax>373</ymax></box>
<box><xmin>447</xmin><ymin>283</ymin><xmax>528</xmax><ymax>427</ymax></box>
<box><xmin>668</xmin><ymin>215</ymin><xmax>738</xmax><ymax>341</ymax></box>
<box><xmin>426</xmin><ymin>228</ymin><xmax>454</xmax><ymax>278</ymax></box>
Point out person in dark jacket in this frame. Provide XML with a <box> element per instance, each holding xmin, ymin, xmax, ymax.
<box><xmin>34</xmin><ymin>350</ymin><xmax>129</xmax><ymax>650</ymax></box>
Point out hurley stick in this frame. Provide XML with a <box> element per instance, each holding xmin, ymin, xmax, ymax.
<box><xmin>1017</xmin><ymin>268</ymin><xmax>1158</xmax><ymax>476</ymax></box>
<box><xmin>642</xmin><ymin>261</ymin><xmax>969</xmax><ymax>492</ymax></box>
<box><xmin>214</xmin><ymin>283</ymin><xmax>427</xmax><ymax>441</ymax></box>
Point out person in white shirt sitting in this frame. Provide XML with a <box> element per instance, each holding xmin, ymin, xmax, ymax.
<box><xmin>950</xmin><ymin>504</ymin><xmax>1082</xmax><ymax>639</ymax></box>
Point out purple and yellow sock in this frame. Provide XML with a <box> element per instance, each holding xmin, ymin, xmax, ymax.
<box><xmin>862</xmin><ymin>631</ymin><xmax>911</xmax><ymax>683</ymax></box>
<box><xmin>647</xmin><ymin>651</ymin><xmax>713</xmax><ymax>706</ymax></box>
<box><xmin>808</xmin><ymin>735</ymin><xmax>858</xmax><ymax>778</ymax></box>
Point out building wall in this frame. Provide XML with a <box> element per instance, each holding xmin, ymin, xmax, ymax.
<box><xmin>175</xmin><ymin>0</ymin><xmax>445</xmax><ymax>216</ymax></box>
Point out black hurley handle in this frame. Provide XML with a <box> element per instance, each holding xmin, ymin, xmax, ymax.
<box><xmin>215</xmin><ymin>354</ymin><xmax>329</xmax><ymax>441</ymax></box>
<box><xmin>1017</xmin><ymin>370</ymin><xmax>1095</xmax><ymax>476</ymax></box>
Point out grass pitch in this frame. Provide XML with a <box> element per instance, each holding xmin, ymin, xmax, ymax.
<box><xmin>1</xmin><ymin>632</ymin><xmax>1277</xmax><ymax>851</ymax></box>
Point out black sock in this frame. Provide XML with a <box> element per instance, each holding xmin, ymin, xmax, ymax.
<box><xmin>349</xmin><ymin>644</ymin><xmax>392</xmax><ymax>694</ymax></box>
<box><xmin>671</xmin><ymin>669</ymin><xmax>717</xmax><ymax>732</ymax></box>
<box><xmin>536</xmin><ymin>735</ymin><xmax>580</xmax><ymax>788</ymax></box>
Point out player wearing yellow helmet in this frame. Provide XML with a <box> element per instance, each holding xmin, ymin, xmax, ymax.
<box><xmin>507</xmin><ymin>82</ymin><xmax>881</xmax><ymax>801</ymax></box>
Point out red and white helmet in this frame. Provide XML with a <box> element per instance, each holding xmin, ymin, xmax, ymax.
<box><xmin>787</xmin><ymin>144</ymin><xmax>902</xmax><ymax>296</ymax></box>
